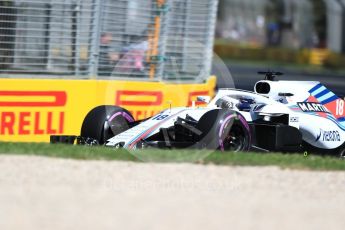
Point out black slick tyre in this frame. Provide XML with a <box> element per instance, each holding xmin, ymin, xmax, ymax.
<box><xmin>196</xmin><ymin>109</ymin><xmax>251</xmax><ymax>152</ymax></box>
<box><xmin>80</xmin><ymin>105</ymin><xmax>134</xmax><ymax>144</ymax></box>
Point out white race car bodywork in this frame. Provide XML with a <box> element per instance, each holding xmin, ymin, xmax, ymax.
<box><xmin>104</xmin><ymin>78</ymin><xmax>345</xmax><ymax>152</ymax></box>
<box><xmin>106</xmin><ymin>107</ymin><xmax>216</xmax><ymax>149</ymax></box>
<box><xmin>206</xmin><ymin>80</ymin><xmax>345</xmax><ymax>150</ymax></box>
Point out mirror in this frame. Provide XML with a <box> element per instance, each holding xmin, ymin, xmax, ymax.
<box><xmin>196</xmin><ymin>96</ymin><xmax>211</xmax><ymax>104</ymax></box>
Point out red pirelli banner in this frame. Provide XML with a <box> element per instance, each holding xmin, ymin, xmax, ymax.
<box><xmin>0</xmin><ymin>77</ymin><xmax>216</xmax><ymax>142</ymax></box>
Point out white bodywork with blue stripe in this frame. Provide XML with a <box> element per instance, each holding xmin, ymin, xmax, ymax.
<box><xmin>106</xmin><ymin>79</ymin><xmax>345</xmax><ymax>151</ymax></box>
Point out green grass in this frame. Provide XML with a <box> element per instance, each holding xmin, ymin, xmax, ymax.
<box><xmin>0</xmin><ymin>142</ymin><xmax>344</xmax><ymax>171</ymax></box>
<box><xmin>0</xmin><ymin>142</ymin><xmax>137</xmax><ymax>161</ymax></box>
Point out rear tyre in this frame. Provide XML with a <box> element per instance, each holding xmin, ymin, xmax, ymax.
<box><xmin>80</xmin><ymin>105</ymin><xmax>134</xmax><ymax>144</ymax></box>
<box><xmin>196</xmin><ymin>109</ymin><xmax>251</xmax><ymax>152</ymax></box>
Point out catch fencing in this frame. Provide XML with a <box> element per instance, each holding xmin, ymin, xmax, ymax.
<box><xmin>0</xmin><ymin>0</ymin><xmax>218</xmax><ymax>81</ymax></box>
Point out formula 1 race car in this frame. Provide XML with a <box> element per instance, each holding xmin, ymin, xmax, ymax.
<box><xmin>51</xmin><ymin>71</ymin><xmax>345</xmax><ymax>157</ymax></box>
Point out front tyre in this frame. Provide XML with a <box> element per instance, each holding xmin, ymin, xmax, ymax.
<box><xmin>80</xmin><ymin>105</ymin><xmax>134</xmax><ymax>144</ymax></box>
<box><xmin>222</xmin><ymin>120</ymin><xmax>250</xmax><ymax>152</ymax></box>
<box><xmin>196</xmin><ymin>109</ymin><xmax>251</xmax><ymax>152</ymax></box>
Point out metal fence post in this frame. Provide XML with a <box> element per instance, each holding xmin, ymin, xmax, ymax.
<box><xmin>45</xmin><ymin>3</ymin><xmax>52</xmax><ymax>70</ymax></box>
<box><xmin>88</xmin><ymin>0</ymin><xmax>102</xmax><ymax>77</ymax></box>
<box><xmin>157</xmin><ymin>0</ymin><xmax>170</xmax><ymax>80</ymax></box>
<box><xmin>204</xmin><ymin>0</ymin><xmax>219</xmax><ymax>81</ymax></box>
<box><xmin>72</xmin><ymin>0</ymin><xmax>82</xmax><ymax>76</ymax></box>
<box><xmin>181</xmin><ymin>0</ymin><xmax>190</xmax><ymax>73</ymax></box>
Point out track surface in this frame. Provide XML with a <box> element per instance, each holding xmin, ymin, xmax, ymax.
<box><xmin>1</xmin><ymin>155</ymin><xmax>344</xmax><ymax>230</ymax></box>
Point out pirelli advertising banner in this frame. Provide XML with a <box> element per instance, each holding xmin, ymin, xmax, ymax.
<box><xmin>0</xmin><ymin>77</ymin><xmax>216</xmax><ymax>142</ymax></box>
